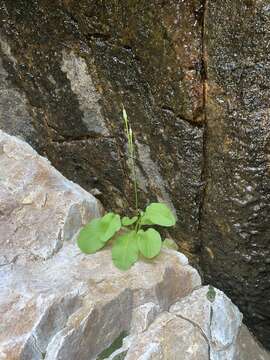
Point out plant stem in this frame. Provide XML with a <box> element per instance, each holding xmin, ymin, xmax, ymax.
<box><xmin>122</xmin><ymin>106</ymin><xmax>139</xmax><ymax>215</ymax></box>
<box><xmin>135</xmin><ymin>213</ymin><xmax>141</xmax><ymax>233</ymax></box>
<box><xmin>130</xmin><ymin>131</ymin><xmax>138</xmax><ymax>214</ymax></box>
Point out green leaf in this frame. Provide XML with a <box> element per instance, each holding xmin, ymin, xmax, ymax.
<box><xmin>77</xmin><ymin>213</ymin><xmax>121</xmax><ymax>254</ymax></box>
<box><xmin>162</xmin><ymin>238</ymin><xmax>179</xmax><ymax>251</ymax></box>
<box><xmin>140</xmin><ymin>217</ymin><xmax>154</xmax><ymax>226</ymax></box>
<box><xmin>140</xmin><ymin>210</ymin><xmax>154</xmax><ymax>226</ymax></box>
<box><xmin>137</xmin><ymin>228</ymin><xmax>162</xmax><ymax>259</ymax></box>
<box><xmin>121</xmin><ymin>216</ymin><xmax>138</xmax><ymax>226</ymax></box>
<box><xmin>141</xmin><ymin>203</ymin><xmax>176</xmax><ymax>227</ymax></box>
<box><xmin>77</xmin><ymin>218</ymin><xmax>106</xmax><ymax>254</ymax></box>
<box><xmin>112</xmin><ymin>231</ymin><xmax>139</xmax><ymax>270</ymax></box>
<box><xmin>100</xmin><ymin>213</ymin><xmax>121</xmax><ymax>241</ymax></box>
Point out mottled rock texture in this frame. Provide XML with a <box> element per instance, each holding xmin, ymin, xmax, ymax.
<box><xmin>0</xmin><ymin>0</ymin><xmax>270</xmax><ymax>349</ymax></box>
<box><xmin>0</xmin><ymin>130</ymin><xmax>101</xmax><ymax>265</ymax></box>
<box><xmin>170</xmin><ymin>287</ymin><xmax>243</xmax><ymax>360</ymax></box>
<box><xmin>236</xmin><ymin>325</ymin><xmax>270</xmax><ymax>360</ymax></box>
<box><xmin>1</xmin><ymin>246</ymin><xmax>201</xmax><ymax>360</ymax></box>
<box><xmin>201</xmin><ymin>0</ymin><xmax>270</xmax><ymax>348</ymax></box>
<box><xmin>104</xmin><ymin>286</ymin><xmax>270</xmax><ymax>360</ymax></box>
<box><xmin>0</xmin><ymin>0</ymin><xmax>205</xmax><ymax>258</ymax></box>
<box><xmin>0</xmin><ymin>130</ymin><xmax>202</xmax><ymax>359</ymax></box>
<box><xmin>0</xmin><ymin>132</ymin><xmax>269</xmax><ymax>360</ymax></box>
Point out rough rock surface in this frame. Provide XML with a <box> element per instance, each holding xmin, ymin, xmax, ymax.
<box><xmin>104</xmin><ymin>286</ymin><xmax>270</xmax><ymax>360</ymax></box>
<box><xmin>0</xmin><ymin>0</ymin><xmax>270</xmax><ymax>348</ymax></box>
<box><xmin>0</xmin><ymin>132</ymin><xmax>269</xmax><ymax>360</ymax></box>
<box><xmin>170</xmin><ymin>287</ymin><xmax>243</xmax><ymax>360</ymax></box>
<box><xmin>201</xmin><ymin>0</ymin><xmax>270</xmax><ymax>347</ymax></box>
<box><xmin>0</xmin><ymin>0</ymin><xmax>204</xmax><ymax>256</ymax></box>
<box><xmin>0</xmin><ymin>130</ymin><xmax>201</xmax><ymax>359</ymax></box>
<box><xmin>236</xmin><ymin>325</ymin><xmax>270</xmax><ymax>360</ymax></box>
<box><xmin>0</xmin><ymin>130</ymin><xmax>101</xmax><ymax>265</ymax></box>
<box><xmin>125</xmin><ymin>312</ymin><xmax>209</xmax><ymax>360</ymax></box>
<box><xmin>0</xmin><ymin>244</ymin><xmax>201</xmax><ymax>360</ymax></box>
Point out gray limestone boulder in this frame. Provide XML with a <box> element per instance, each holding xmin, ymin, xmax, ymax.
<box><xmin>0</xmin><ymin>129</ymin><xmax>102</xmax><ymax>266</ymax></box>
<box><xmin>0</xmin><ymin>132</ymin><xmax>269</xmax><ymax>360</ymax></box>
<box><xmin>0</xmin><ymin>131</ymin><xmax>201</xmax><ymax>359</ymax></box>
<box><xmin>118</xmin><ymin>286</ymin><xmax>270</xmax><ymax>360</ymax></box>
<box><xmin>236</xmin><ymin>325</ymin><xmax>270</xmax><ymax>360</ymax></box>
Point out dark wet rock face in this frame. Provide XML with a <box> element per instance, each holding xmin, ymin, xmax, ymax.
<box><xmin>0</xmin><ymin>0</ymin><xmax>270</xmax><ymax>349</ymax></box>
<box><xmin>0</xmin><ymin>0</ymin><xmax>204</xmax><ymax>253</ymax></box>
<box><xmin>201</xmin><ymin>0</ymin><xmax>270</xmax><ymax>347</ymax></box>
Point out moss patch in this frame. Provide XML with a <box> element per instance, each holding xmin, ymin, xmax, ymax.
<box><xmin>97</xmin><ymin>331</ymin><xmax>128</xmax><ymax>359</ymax></box>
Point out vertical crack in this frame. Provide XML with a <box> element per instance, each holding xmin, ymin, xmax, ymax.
<box><xmin>198</xmin><ymin>0</ymin><xmax>208</xmax><ymax>247</ymax></box>
<box><xmin>174</xmin><ymin>313</ymin><xmax>211</xmax><ymax>360</ymax></box>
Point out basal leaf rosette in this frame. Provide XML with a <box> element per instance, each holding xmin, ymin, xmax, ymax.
<box><xmin>77</xmin><ymin>202</ymin><xmax>177</xmax><ymax>271</ymax></box>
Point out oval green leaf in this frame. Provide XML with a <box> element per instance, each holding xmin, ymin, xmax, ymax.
<box><xmin>112</xmin><ymin>231</ymin><xmax>139</xmax><ymax>270</ymax></box>
<box><xmin>77</xmin><ymin>213</ymin><xmax>121</xmax><ymax>254</ymax></box>
<box><xmin>100</xmin><ymin>212</ymin><xmax>121</xmax><ymax>242</ymax></box>
<box><xmin>137</xmin><ymin>228</ymin><xmax>162</xmax><ymax>259</ymax></box>
<box><xmin>121</xmin><ymin>216</ymin><xmax>138</xmax><ymax>226</ymax></box>
<box><xmin>142</xmin><ymin>203</ymin><xmax>176</xmax><ymax>227</ymax></box>
<box><xmin>77</xmin><ymin>218</ymin><xmax>106</xmax><ymax>254</ymax></box>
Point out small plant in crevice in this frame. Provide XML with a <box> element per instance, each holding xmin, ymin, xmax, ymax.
<box><xmin>77</xmin><ymin>106</ymin><xmax>176</xmax><ymax>270</ymax></box>
<box><xmin>206</xmin><ymin>285</ymin><xmax>216</xmax><ymax>303</ymax></box>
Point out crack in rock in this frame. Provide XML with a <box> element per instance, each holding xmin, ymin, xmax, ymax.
<box><xmin>173</xmin><ymin>313</ymin><xmax>211</xmax><ymax>360</ymax></box>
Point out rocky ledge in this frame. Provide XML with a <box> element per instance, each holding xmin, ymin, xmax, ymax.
<box><xmin>0</xmin><ymin>130</ymin><xmax>269</xmax><ymax>360</ymax></box>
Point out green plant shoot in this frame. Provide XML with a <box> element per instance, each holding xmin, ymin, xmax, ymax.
<box><xmin>77</xmin><ymin>107</ymin><xmax>176</xmax><ymax>270</ymax></box>
<box><xmin>123</xmin><ymin>106</ymin><xmax>138</xmax><ymax>213</ymax></box>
